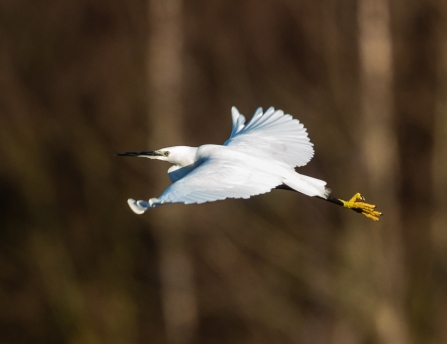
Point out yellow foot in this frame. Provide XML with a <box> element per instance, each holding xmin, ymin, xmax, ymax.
<box><xmin>340</xmin><ymin>193</ymin><xmax>382</xmax><ymax>221</ymax></box>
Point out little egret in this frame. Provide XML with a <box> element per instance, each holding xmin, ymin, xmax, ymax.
<box><xmin>118</xmin><ymin>107</ymin><xmax>382</xmax><ymax>221</ymax></box>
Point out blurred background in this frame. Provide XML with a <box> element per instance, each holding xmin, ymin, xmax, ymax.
<box><xmin>1</xmin><ymin>0</ymin><xmax>446</xmax><ymax>343</ymax></box>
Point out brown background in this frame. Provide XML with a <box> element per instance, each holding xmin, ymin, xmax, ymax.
<box><xmin>1</xmin><ymin>0</ymin><xmax>447</xmax><ymax>343</ymax></box>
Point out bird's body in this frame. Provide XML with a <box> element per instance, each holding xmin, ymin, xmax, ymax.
<box><xmin>118</xmin><ymin>107</ymin><xmax>382</xmax><ymax>220</ymax></box>
<box><xmin>161</xmin><ymin>143</ymin><xmax>327</xmax><ymax>206</ymax></box>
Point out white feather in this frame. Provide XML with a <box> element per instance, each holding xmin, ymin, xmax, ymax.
<box><xmin>225</xmin><ymin>107</ymin><xmax>314</xmax><ymax>168</ymax></box>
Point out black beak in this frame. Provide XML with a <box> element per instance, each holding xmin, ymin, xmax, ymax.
<box><xmin>116</xmin><ymin>151</ymin><xmax>162</xmax><ymax>157</ymax></box>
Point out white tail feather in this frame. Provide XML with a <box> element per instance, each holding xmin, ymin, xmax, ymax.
<box><xmin>283</xmin><ymin>174</ymin><xmax>327</xmax><ymax>198</ymax></box>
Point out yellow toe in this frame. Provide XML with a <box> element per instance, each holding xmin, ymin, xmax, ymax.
<box><xmin>340</xmin><ymin>193</ymin><xmax>382</xmax><ymax>221</ymax></box>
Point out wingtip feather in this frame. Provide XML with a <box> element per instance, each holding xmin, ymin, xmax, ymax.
<box><xmin>127</xmin><ymin>198</ymin><xmax>148</xmax><ymax>214</ymax></box>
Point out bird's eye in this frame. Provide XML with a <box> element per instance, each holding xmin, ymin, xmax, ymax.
<box><xmin>164</xmin><ymin>151</ymin><xmax>170</xmax><ymax>157</ymax></box>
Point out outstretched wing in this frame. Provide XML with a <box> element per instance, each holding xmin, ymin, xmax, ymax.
<box><xmin>149</xmin><ymin>156</ymin><xmax>283</xmax><ymax>207</ymax></box>
<box><xmin>127</xmin><ymin>156</ymin><xmax>283</xmax><ymax>213</ymax></box>
<box><xmin>224</xmin><ymin>107</ymin><xmax>314</xmax><ymax>168</ymax></box>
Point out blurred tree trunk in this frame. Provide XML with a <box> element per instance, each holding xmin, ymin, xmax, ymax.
<box><xmin>358</xmin><ymin>0</ymin><xmax>408</xmax><ymax>342</ymax></box>
<box><xmin>147</xmin><ymin>0</ymin><xmax>198</xmax><ymax>343</ymax></box>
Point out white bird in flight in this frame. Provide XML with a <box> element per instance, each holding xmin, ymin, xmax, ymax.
<box><xmin>118</xmin><ymin>107</ymin><xmax>382</xmax><ymax>221</ymax></box>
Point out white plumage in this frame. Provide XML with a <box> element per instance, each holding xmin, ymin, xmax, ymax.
<box><xmin>118</xmin><ymin>107</ymin><xmax>328</xmax><ymax>214</ymax></box>
<box><xmin>225</xmin><ymin>107</ymin><xmax>314</xmax><ymax>168</ymax></box>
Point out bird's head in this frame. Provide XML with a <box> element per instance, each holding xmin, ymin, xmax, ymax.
<box><xmin>117</xmin><ymin>146</ymin><xmax>197</xmax><ymax>167</ymax></box>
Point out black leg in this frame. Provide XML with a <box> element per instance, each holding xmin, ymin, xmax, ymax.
<box><xmin>319</xmin><ymin>195</ymin><xmax>344</xmax><ymax>207</ymax></box>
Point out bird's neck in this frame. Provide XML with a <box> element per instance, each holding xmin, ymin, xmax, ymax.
<box><xmin>170</xmin><ymin>146</ymin><xmax>198</xmax><ymax>167</ymax></box>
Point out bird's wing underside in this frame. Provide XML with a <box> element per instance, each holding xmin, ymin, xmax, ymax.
<box><xmin>157</xmin><ymin>157</ymin><xmax>284</xmax><ymax>205</ymax></box>
<box><xmin>224</xmin><ymin>107</ymin><xmax>314</xmax><ymax>168</ymax></box>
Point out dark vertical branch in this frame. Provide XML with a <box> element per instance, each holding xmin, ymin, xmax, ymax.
<box><xmin>391</xmin><ymin>0</ymin><xmax>437</xmax><ymax>341</ymax></box>
<box><xmin>431</xmin><ymin>0</ymin><xmax>447</xmax><ymax>342</ymax></box>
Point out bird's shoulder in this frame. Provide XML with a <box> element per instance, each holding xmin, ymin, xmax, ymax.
<box><xmin>197</xmin><ymin>144</ymin><xmax>254</xmax><ymax>161</ymax></box>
